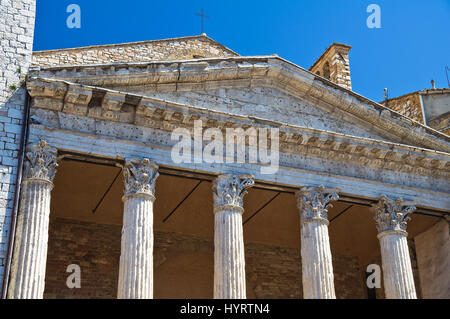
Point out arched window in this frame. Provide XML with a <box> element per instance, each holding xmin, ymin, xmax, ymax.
<box><xmin>323</xmin><ymin>62</ymin><xmax>331</xmax><ymax>80</ymax></box>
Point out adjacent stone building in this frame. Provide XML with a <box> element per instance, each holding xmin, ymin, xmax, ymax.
<box><xmin>381</xmin><ymin>88</ymin><xmax>450</xmax><ymax>136</ymax></box>
<box><xmin>1</xmin><ymin>0</ymin><xmax>449</xmax><ymax>299</ymax></box>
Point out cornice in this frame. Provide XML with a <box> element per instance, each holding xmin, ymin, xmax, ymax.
<box><xmin>26</xmin><ymin>77</ymin><xmax>450</xmax><ymax>179</ymax></box>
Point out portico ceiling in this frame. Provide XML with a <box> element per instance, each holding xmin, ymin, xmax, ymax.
<box><xmin>50</xmin><ymin>159</ymin><xmax>440</xmax><ymax>267</ymax></box>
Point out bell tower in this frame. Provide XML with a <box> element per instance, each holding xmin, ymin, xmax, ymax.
<box><xmin>310</xmin><ymin>43</ymin><xmax>352</xmax><ymax>90</ymax></box>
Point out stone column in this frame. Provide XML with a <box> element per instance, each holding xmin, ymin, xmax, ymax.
<box><xmin>117</xmin><ymin>158</ymin><xmax>159</xmax><ymax>299</ymax></box>
<box><xmin>296</xmin><ymin>185</ymin><xmax>339</xmax><ymax>299</ymax></box>
<box><xmin>7</xmin><ymin>141</ymin><xmax>58</xmax><ymax>299</ymax></box>
<box><xmin>212</xmin><ymin>174</ymin><xmax>254</xmax><ymax>299</ymax></box>
<box><xmin>372</xmin><ymin>195</ymin><xmax>417</xmax><ymax>299</ymax></box>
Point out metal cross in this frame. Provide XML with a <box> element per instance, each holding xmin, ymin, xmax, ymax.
<box><xmin>195</xmin><ymin>8</ymin><xmax>210</xmax><ymax>34</ymax></box>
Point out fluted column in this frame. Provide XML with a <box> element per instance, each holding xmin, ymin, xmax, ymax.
<box><xmin>212</xmin><ymin>174</ymin><xmax>254</xmax><ymax>299</ymax></box>
<box><xmin>372</xmin><ymin>195</ymin><xmax>417</xmax><ymax>299</ymax></box>
<box><xmin>117</xmin><ymin>158</ymin><xmax>159</xmax><ymax>299</ymax></box>
<box><xmin>296</xmin><ymin>185</ymin><xmax>339</xmax><ymax>299</ymax></box>
<box><xmin>8</xmin><ymin>141</ymin><xmax>58</xmax><ymax>299</ymax></box>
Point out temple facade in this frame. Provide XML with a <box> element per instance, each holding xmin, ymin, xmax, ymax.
<box><xmin>1</xmin><ymin>1</ymin><xmax>449</xmax><ymax>299</ymax></box>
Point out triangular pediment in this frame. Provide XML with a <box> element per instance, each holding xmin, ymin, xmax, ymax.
<box><xmin>115</xmin><ymin>85</ymin><xmax>400</xmax><ymax>143</ymax></box>
<box><xmin>30</xmin><ymin>56</ymin><xmax>450</xmax><ymax>153</ymax></box>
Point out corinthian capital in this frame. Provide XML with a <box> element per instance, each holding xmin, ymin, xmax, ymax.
<box><xmin>372</xmin><ymin>195</ymin><xmax>416</xmax><ymax>236</ymax></box>
<box><xmin>212</xmin><ymin>174</ymin><xmax>254</xmax><ymax>213</ymax></box>
<box><xmin>296</xmin><ymin>185</ymin><xmax>340</xmax><ymax>224</ymax></box>
<box><xmin>23</xmin><ymin>140</ymin><xmax>58</xmax><ymax>184</ymax></box>
<box><xmin>123</xmin><ymin>158</ymin><xmax>159</xmax><ymax>199</ymax></box>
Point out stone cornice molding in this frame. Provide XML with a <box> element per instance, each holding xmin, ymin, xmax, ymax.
<box><xmin>26</xmin><ymin>78</ymin><xmax>450</xmax><ymax>179</ymax></box>
<box><xmin>122</xmin><ymin>158</ymin><xmax>159</xmax><ymax>201</ymax></box>
<box><xmin>29</xmin><ymin>56</ymin><xmax>450</xmax><ymax>152</ymax></box>
<box><xmin>372</xmin><ymin>195</ymin><xmax>416</xmax><ymax>237</ymax></box>
<box><xmin>23</xmin><ymin>140</ymin><xmax>58</xmax><ymax>186</ymax></box>
<box><xmin>296</xmin><ymin>185</ymin><xmax>340</xmax><ymax>224</ymax></box>
<box><xmin>212</xmin><ymin>174</ymin><xmax>254</xmax><ymax>213</ymax></box>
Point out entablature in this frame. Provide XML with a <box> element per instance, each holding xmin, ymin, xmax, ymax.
<box><xmin>27</xmin><ymin>78</ymin><xmax>450</xmax><ymax>180</ymax></box>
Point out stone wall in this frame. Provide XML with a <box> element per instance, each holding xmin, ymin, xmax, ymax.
<box><xmin>0</xmin><ymin>0</ymin><xmax>36</xmax><ymax>288</ymax></box>
<box><xmin>44</xmin><ymin>217</ymin><xmax>368</xmax><ymax>299</ymax></box>
<box><xmin>414</xmin><ymin>220</ymin><xmax>450</xmax><ymax>299</ymax></box>
<box><xmin>32</xmin><ymin>35</ymin><xmax>237</xmax><ymax>68</ymax></box>
<box><xmin>380</xmin><ymin>92</ymin><xmax>424</xmax><ymax>124</ymax></box>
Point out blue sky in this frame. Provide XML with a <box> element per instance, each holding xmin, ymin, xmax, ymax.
<box><xmin>34</xmin><ymin>0</ymin><xmax>450</xmax><ymax>102</ymax></box>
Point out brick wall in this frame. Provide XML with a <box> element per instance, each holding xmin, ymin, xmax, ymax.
<box><xmin>32</xmin><ymin>35</ymin><xmax>237</xmax><ymax>68</ymax></box>
<box><xmin>44</xmin><ymin>217</ymin><xmax>368</xmax><ymax>299</ymax></box>
<box><xmin>0</xmin><ymin>0</ymin><xmax>36</xmax><ymax>288</ymax></box>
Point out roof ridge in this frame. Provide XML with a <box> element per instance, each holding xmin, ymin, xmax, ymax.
<box><xmin>28</xmin><ymin>76</ymin><xmax>450</xmax><ymax>158</ymax></box>
<box><xmin>32</xmin><ymin>34</ymin><xmax>239</xmax><ymax>56</ymax></box>
<box><xmin>309</xmin><ymin>42</ymin><xmax>352</xmax><ymax>71</ymax></box>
